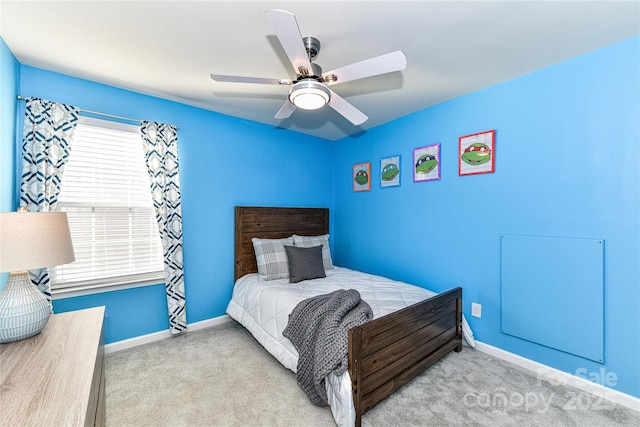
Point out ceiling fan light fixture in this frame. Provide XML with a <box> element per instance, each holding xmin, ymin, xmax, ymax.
<box><xmin>289</xmin><ymin>80</ymin><xmax>331</xmax><ymax>110</ymax></box>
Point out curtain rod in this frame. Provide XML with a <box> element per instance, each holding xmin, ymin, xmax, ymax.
<box><xmin>16</xmin><ymin>96</ymin><xmax>179</xmax><ymax>129</ymax></box>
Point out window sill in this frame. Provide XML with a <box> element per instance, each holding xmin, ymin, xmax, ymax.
<box><xmin>52</xmin><ymin>275</ymin><xmax>165</xmax><ymax>300</ymax></box>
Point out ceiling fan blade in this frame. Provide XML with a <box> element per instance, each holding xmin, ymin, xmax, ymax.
<box><xmin>274</xmin><ymin>101</ymin><xmax>296</xmax><ymax>119</ymax></box>
<box><xmin>211</xmin><ymin>74</ymin><xmax>292</xmax><ymax>85</ymax></box>
<box><xmin>328</xmin><ymin>90</ymin><xmax>368</xmax><ymax>126</ymax></box>
<box><xmin>265</xmin><ymin>9</ymin><xmax>313</xmax><ymax>76</ymax></box>
<box><xmin>322</xmin><ymin>50</ymin><xmax>407</xmax><ymax>85</ymax></box>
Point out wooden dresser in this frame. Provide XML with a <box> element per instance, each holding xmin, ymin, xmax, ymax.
<box><xmin>0</xmin><ymin>306</ymin><xmax>106</xmax><ymax>427</ymax></box>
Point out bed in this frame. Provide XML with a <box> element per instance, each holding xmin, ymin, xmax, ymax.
<box><xmin>227</xmin><ymin>206</ymin><xmax>475</xmax><ymax>426</ymax></box>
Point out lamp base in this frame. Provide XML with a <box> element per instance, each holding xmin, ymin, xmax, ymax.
<box><xmin>0</xmin><ymin>271</ymin><xmax>51</xmax><ymax>343</ymax></box>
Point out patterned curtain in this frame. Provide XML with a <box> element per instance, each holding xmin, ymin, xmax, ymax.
<box><xmin>19</xmin><ymin>98</ymin><xmax>80</xmax><ymax>304</ymax></box>
<box><xmin>140</xmin><ymin>121</ymin><xmax>187</xmax><ymax>335</ymax></box>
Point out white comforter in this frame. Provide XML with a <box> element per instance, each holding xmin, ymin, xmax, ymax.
<box><xmin>226</xmin><ymin>267</ymin><xmax>475</xmax><ymax>426</ymax></box>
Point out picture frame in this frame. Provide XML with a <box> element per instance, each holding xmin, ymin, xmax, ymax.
<box><xmin>380</xmin><ymin>155</ymin><xmax>401</xmax><ymax>188</ymax></box>
<box><xmin>353</xmin><ymin>161</ymin><xmax>371</xmax><ymax>192</ymax></box>
<box><xmin>459</xmin><ymin>130</ymin><xmax>495</xmax><ymax>176</ymax></box>
<box><xmin>413</xmin><ymin>144</ymin><xmax>440</xmax><ymax>182</ymax></box>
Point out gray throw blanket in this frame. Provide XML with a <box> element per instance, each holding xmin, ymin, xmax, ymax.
<box><xmin>282</xmin><ymin>289</ymin><xmax>373</xmax><ymax>406</ymax></box>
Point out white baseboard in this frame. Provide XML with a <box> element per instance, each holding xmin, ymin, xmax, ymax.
<box><xmin>473</xmin><ymin>341</ymin><xmax>640</xmax><ymax>413</ymax></box>
<box><xmin>105</xmin><ymin>314</ymin><xmax>232</xmax><ymax>354</ymax></box>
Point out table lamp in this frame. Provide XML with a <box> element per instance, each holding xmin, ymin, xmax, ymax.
<box><xmin>0</xmin><ymin>209</ymin><xmax>75</xmax><ymax>343</ymax></box>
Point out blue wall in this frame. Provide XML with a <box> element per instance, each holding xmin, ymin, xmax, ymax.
<box><xmin>332</xmin><ymin>36</ymin><xmax>639</xmax><ymax>398</ymax></box>
<box><xmin>0</xmin><ymin>38</ymin><xmax>19</xmax><ymax>286</ymax></box>
<box><xmin>2</xmin><ymin>35</ymin><xmax>638</xmax><ymax>399</ymax></box>
<box><xmin>1</xmin><ymin>38</ymin><xmax>18</xmax><ymax>212</ymax></box>
<box><xmin>10</xmin><ymin>65</ymin><xmax>334</xmax><ymax>343</ymax></box>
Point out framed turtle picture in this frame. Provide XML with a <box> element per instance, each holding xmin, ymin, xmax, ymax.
<box><xmin>380</xmin><ymin>155</ymin><xmax>401</xmax><ymax>188</ymax></box>
<box><xmin>459</xmin><ymin>130</ymin><xmax>495</xmax><ymax>176</ymax></box>
<box><xmin>353</xmin><ymin>161</ymin><xmax>371</xmax><ymax>192</ymax></box>
<box><xmin>413</xmin><ymin>144</ymin><xmax>440</xmax><ymax>182</ymax></box>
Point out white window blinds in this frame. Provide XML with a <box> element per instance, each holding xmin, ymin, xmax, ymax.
<box><xmin>51</xmin><ymin>116</ymin><xmax>164</xmax><ymax>293</ymax></box>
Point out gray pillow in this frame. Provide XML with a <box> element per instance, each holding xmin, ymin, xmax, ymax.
<box><xmin>284</xmin><ymin>245</ymin><xmax>326</xmax><ymax>283</ymax></box>
<box><xmin>292</xmin><ymin>234</ymin><xmax>334</xmax><ymax>270</ymax></box>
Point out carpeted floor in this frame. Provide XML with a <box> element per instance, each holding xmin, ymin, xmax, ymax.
<box><xmin>105</xmin><ymin>321</ymin><xmax>639</xmax><ymax>427</ymax></box>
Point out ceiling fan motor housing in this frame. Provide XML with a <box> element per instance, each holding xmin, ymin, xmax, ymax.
<box><xmin>296</xmin><ymin>62</ymin><xmax>324</xmax><ymax>81</ymax></box>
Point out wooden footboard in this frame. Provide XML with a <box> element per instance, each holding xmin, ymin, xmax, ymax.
<box><xmin>348</xmin><ymin>287</ymin><xmax>463</xmax><ymax>427</ymax></box>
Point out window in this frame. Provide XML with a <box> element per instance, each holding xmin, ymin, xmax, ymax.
<box><xmin>51</xmin><ymin>116</ymin><xmax>164</xmax><ymax>296</ymax></box>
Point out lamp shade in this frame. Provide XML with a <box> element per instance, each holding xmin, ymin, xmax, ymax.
<box><xmin>0</xmin><ymin>212</ymin><xmax>75</xmax><ymax>273</ymax></box>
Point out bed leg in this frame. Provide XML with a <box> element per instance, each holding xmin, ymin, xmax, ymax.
<box><xmin>349</xmin><ymin>328</ymin><xmax>363</xmax><ymax>427</ymax></box>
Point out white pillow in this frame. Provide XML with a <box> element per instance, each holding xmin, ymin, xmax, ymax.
<box><xmin>252</xmin><ymin>237</ymin><xmax>294</xmax><ymax>280</ymax></box>
<box><xmin>292</xmin><ymin>234</ymin><xmax>334</xmax><ymax>270</ymax></box>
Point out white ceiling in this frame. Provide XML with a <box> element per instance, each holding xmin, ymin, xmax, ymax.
<box><xmin>1</xmin><ymin>1</ymin><xmax>638</xmax><ymax>141</ymax></box>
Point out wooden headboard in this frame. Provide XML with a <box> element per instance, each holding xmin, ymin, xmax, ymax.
<box><xmin>234</xmin><ymin>206</ymin><xmax>329</xmax><ymax>280</ymax></box>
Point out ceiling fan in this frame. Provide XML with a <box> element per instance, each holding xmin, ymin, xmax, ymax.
<box><xmin>210</xmin><ymin>9</ymin><xmax>407</xmax><ymax>126</ymax></box>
